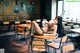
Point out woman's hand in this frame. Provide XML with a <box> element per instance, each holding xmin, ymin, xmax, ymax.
<box><xmin>48</xmin><ymin>23</ymin><xmax>54</xmax><ymax>26</ymax></box>
<box><xmin>48</xmin><ymin>23</ymin><xmax>54</xmax><ymax>31</ymax></box>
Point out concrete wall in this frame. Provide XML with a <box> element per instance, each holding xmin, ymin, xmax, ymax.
<box><xmin>51</xmin><ymin>0</ymin><xmax>56</xmax><ymax>20</ymax></box>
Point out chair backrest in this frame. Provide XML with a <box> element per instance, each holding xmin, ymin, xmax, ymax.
<box><xmin>62</xmin><ymin>43</ymin><xmax>74</xmax><ymax>53</ymax></box>
<box><xmin>32</xmin><ymin>21</ymin><xmax>43</xmax><ymax>35</ymax></box>
<box><xmin>62</xmin><ymin>36</ymin><xmax>68</xmax><ymax>43</ymax></box>
<box><xmin>59</xmin><ymin>36</ymin><xmax>68</xmax><ymax>48</ymax></box>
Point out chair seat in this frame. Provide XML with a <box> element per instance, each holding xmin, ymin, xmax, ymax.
<box><xmin>47</xmin><ymin>37</ymin><xmax>61</xmax><ymax>42</ymax></box>
<box><xmin>33</xmin><ymin>46</ymin><xmax>45</xmax><ymax>51</ymax></box>
<box><xmin>32</xmin><ymin>41</ymin><xmax>45</xmax><ymax>45</ymax></box>
<box><xmin>48</xmin><ymin>42</ymin><xmax>60</xmax><ymax>49</ymax></box>
<box><xmin>62</xmin><ymin>43</ymin><xmax>74</xmax><ymax>53</ymax></box>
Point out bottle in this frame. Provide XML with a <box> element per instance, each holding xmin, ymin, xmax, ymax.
<box><xmin>76</xmin><ymin>18</ymin><xmax>78</xmax><ymax>23</ymax></box>
<box><xmin>71</xmin><ymin>18</ymin><xmax>73</xmax><ymax>22</ymax></box>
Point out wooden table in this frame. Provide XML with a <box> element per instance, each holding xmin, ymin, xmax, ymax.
<box><xmin>18</xmin><ymin>24</ymin><xmax>31</xmax><ymax>34</ymax></box>
<box><xmin>63</xmin><ymin>20</ymin><xmax>80</xmax><ymax>25</ymax></box>
<box><xmin>17</xmin><ymin>24</ymin><xmax>31</xmax><ymax>41</ymax></box>
<box><xmin>69</xmin><ymin>28</ymin><xmax>80</xmax><ymax>47</ymax></box>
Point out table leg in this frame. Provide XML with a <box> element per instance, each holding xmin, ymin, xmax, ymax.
<box><xmin>45</xmin><ymin>39</ymin><xmax>48</xmax><ymax>53</ymax></box>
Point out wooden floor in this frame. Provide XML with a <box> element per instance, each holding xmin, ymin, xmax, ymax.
<box><xmin>0</xmin><ymin>31</ymin><xmax>80</xmax><ymax>53</ymax></box>
<box><xmin>0</xmin><ymin>35</ymin><xmax>28</xmax><ymax>53</ymax></box>
<box><xmin>0</xmin><ymin>32</ymin><xmax>47</xmax><ymax>53</ymax></box>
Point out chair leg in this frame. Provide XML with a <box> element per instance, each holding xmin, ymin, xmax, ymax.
<box><xmin>28</xmin><ymin>41</ymin><xmax>33</xmax><ymax>53</ymax></box>
<box><xmin>28</xmin><ymin>45</ymin><xmax>30</xmax><ymax>53</ymax></box>
<box><xmin>31</xmin><ymin>36</ymin><xmax>34</xmax><ymax>53</ymax></box>
<box><xmin>45</xmin><ymin>40</ymin><xmax>48</xmax><ymax>52</ymax></box>
<box><xmin>54</xmin><ymin>48</ymin><xmax>56</xmax><ymax>53</ymax></box>
<box><xmin>47</xmin><ymin>46</ymin><xmax>50</xmax><ymax>53</ymax></box>
<box><xmin>31</xmin><ymin>44</ymin><xmax>33</xmax><ymax>53</ymax></box>
<box><xmin>27</xmin><ymin>37</ymin><xmax>31</xmax><ymax>53</ymax></box>
<box><xmin>27</xmin><ymin>40</ymin><xmax>33</xmax><ymax>53</ymax></box>
<box><xmin>60</xmin><ymin>47</ymin><xmax>63</xmax><ymax>53</ymax></box>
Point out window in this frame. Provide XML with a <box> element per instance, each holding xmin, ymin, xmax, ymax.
<box><xmin>63</xmin><ymin>0</ymin><xmax>80</xmax><ymax>22</ymax></box>
<box><xmin>58</xmin><ymin>1</ymin><xmax>63</xmax><ymax>16</ymax></box>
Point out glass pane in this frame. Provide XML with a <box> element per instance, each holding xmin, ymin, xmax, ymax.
<box><xmin>63</xmin><ymin>0</ymin><xmax>80</xmax><ymax>22</ymax></box>
<box><xmin>58</xmin><ymin>1</ymin><xmax>63</xmax><ymax>16</ymax></box>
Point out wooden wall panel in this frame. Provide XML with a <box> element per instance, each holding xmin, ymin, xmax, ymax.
<box><xmin>34</xmin><ymin>0</ymin><xmax>40</xmax><ymax>14</ymax></box>
<box><xmin>0</xmin><ymin>0</ymin><xmax>41</xmax><ymax>21</ymax></box>
<box><xmin>4</xmin><ymin>0</ymin><xmax>15</xmax><ymax>15</ymax></box>
<box><xmin>0</xmin><ymin>3</ymin><xmax>3</xmax><ymax>15</ymax></box>
<box><xmin>0</xmin><ymin>16</ymin><xmax>3</xmax><ymax>21</ymax></box>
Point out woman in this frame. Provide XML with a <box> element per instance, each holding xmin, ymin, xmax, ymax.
<box><xmin>48</xmin><ymin>16</ymin><xmax>63</xmax><ymax>37</ymax></box>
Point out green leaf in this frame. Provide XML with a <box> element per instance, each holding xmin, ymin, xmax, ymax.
<box><xmin>66</xmin><ymin>0</ymin><xmax>80</xmax><ymax>2</ymax></box>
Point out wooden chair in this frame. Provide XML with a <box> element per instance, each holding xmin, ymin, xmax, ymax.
<box><xmin>28</xmin><ymin>21</ymin><xmax>45</xmax><ymax>53</ymax></box>
<box><xmin>17</xmin><ymin>27</ymin><xmax>29</xmax><ymax>39</ymax></box>
<box><xmin>28</xmin><ymin>20</ymin><xmax>57</xmax><ymax>53</ymax></box>
<box><xmin>14</xmin><ymin>23</ymin><xmax>31</xmax><ymax>41</ymax></box>
<box><xmin>32</xmin><ymin>39</ymin><xmax>45</xmax><ymax>53</ymax></box>
<box><xmin>48</xmin><ymin>36</ymin><xmax>68</xmax><ymax>53</ymax></box>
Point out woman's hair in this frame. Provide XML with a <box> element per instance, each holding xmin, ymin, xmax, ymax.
<box><xmin>55</xmin><ymin>16</ymin><xmax>61</xmax><ymax>20</ymax></box>
<box><xmin>56</xmin><ymin>16</ymin><xmax>63</xmax><ymax>37</ymax></box>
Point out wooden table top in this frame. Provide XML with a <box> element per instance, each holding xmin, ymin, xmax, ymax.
<box><xmin>34</xmin><ymin>35</ymin><xmax>57</xmax><ymax>39</ymax></box>
<box><xmin>18</xmin><ymin>24</ymin><xmax>31</xmax><ymax>29</ymax></box>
